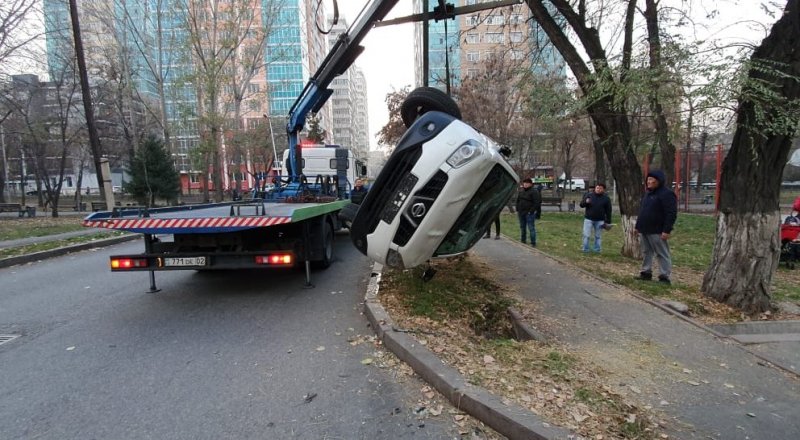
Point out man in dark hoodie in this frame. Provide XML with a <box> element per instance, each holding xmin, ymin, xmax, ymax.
<box><xmin>515</xmin><ymin>178</ymin><xmax>542</xmax><ymax>246</ymax></box>
<box><xmin>635</xmin><ymin>170</ymin><xmax>678</xmax><ymax>284</ymax></box>
<box><xmin>579</xmin><ymin>182</ymin><xmax>612</xmax><ymax>252</ymax></box>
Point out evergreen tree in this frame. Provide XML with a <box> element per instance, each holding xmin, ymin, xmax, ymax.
<box><xmin>125</xmin><ymin>136</ymin><xmax>180</xmax><ymax>206</ymax></box>
<box><xmin>306</xmin><ymin>114</ymin><xmax>326</xmax><ymax>143</ymax></box>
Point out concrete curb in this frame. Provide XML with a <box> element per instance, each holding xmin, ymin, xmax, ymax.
<box><xmin>363</xmin><ymin>264</ymin><xmax>573</xmax><ymax>440</ymax></box>
<box><xmin>504</xmin><ymin>236</ymin><xmax>800</xmax><ymax>379</ymax></box>
<box><xmin>0</xmin><ymin>234</ymin><xmax>140</xmax><ymax>269</ymax></box>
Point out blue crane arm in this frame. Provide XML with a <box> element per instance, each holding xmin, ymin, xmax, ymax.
<box><xmin>285</xmin><ymin>0</ymin><xmax>400</xmax><ymax>182</ymax></box>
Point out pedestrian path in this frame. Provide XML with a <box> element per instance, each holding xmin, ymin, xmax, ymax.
<box><xmin>472</xmin><ymin>238</ymin><xmax>800</xmax><ymax>439</ymax></box>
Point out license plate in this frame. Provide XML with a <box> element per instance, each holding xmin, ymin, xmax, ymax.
<box><xmin>163</xmin><ymin>256</ymin><xmax>207</xmax><ymax>267</ymax></box>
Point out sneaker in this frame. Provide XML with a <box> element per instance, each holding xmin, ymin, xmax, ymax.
<box><xmin>638</xmin><ymin>271</ymin><xmax>653</xmax><ymax>281</ymax></box>
<box><xmin>483</xmin><ymin>235</ymin><xmax>490</xmax><ymax>239</ymax></box>
<box><xmin>658</xmin><ymin>275</ymin><xmax>671</xmax><ymax>284</ymax></box>
<box><xmin>494</xmin><ymin>236</ymin><xmax>500</xmax><ymax>240</ymax></box>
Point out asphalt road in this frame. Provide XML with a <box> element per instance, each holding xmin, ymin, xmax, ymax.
<box><xmin>0</xmin><ymin>234</ymin><xmax>461</xmax><ymax>440</ymax></box>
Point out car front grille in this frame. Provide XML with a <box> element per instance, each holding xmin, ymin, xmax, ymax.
<box><xmin>363</xmin><ymin>147</ymin><xmax>423</xmax><ymax>234</ymax></box>
<box><xmin>393</xmin><ymin>170</ymin><xmax>449</xmax><ymax>246</ymax></box>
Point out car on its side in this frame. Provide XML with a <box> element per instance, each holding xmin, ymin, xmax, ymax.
<box><xmin>350</xmin><ymin>94</ymin><xmax>518</xmax><ymax>269</ymax></box>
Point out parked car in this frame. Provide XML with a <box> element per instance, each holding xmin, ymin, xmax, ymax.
<box><xmin>350</xmin><ymin>88</ymin><xmax>518</xmax><ymax>269</ymax></box>
<box><xmin>559</xmin><ymin>178</ymin><xmax>586</xmax><ymax>191</ymax></box>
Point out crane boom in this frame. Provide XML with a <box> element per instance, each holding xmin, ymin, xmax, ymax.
<box><xmin>285</xmin><ymin>0</ymin><xmax>400</xmax><ymax>182</ymax></box>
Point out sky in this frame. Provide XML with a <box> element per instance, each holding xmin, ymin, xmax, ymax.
<box><xmin>332</xmin><ymin>2</ymin><xmax>416</xmax><ymax>150</ymax></box>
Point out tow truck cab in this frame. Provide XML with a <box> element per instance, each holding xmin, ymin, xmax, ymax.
<box><xmin>282</xmin><ymin>145</ymin><xmax>367</xmax><ymax>195</ymax></box>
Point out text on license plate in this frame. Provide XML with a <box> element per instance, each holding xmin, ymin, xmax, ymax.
<box><xmin>164</xmin><ymin>257</ymin><xmax>207</xmax><ymax>267</ymax></box>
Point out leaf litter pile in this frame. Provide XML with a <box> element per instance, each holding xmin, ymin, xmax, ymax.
<box><xmin>379</xmin><ymin>255</ymin><xmax>669</xmax><ymax>439</ymax></box>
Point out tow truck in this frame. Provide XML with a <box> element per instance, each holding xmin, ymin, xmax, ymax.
<box><xmin>82</xmin><ymin>0</ymin><xmax>520</xmax><ymax>290</ymax></box>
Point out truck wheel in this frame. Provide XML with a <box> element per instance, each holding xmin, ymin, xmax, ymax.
<box><xmin>314</xmin><ymin>221</ymin><xmax>334</xmax><ymax>269</ymax></box>
<box><xmin>400</xmin><ymin>87</ymin><xmax>461</xmax><ymax>128</ymax></box>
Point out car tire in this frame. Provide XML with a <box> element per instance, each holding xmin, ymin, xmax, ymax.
<box><xmin>400</xmin><ymin>87</ymin><xmax>461</xmax><ymax>128</ymax></box>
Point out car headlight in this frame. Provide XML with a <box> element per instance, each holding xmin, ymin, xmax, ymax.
<box><xmin>446</xmin><ymin>139</ymin><xmax>483</xmax><ymax>168</ymax></box>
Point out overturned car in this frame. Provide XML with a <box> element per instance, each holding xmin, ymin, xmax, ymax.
<box><xmin>349</xmin><ymin>88</ymin><xmax>518</xmax><ymax>269</ymax></box>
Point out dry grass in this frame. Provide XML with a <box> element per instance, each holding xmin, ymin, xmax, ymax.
<box><xmin>380</xmin><ymin>256</ymin><xmax>668</xmax><ymax>439</ymax></box>
<box><xmin>0</xmin><ymin>215</ymin><xmax>86</xmax><ymax>241</ymax></box>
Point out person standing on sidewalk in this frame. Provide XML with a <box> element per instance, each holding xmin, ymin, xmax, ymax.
<box><xmin>516</xmin><ymin>178</ymin><xmax>541</xmax><ymax>246</ymax></box>
<box><xmin>579</xmin><ymin>182</ymin><xmax>612</xmax><ymax>253</ymax></box>
<box><xmin>635</xmin><ymin>170</ymin><xmax>678</xmax><ymax>284</ymax></box>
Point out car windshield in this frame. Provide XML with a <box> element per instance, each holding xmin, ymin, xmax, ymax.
<box><xmin>434</xmin><ymin>164</ymin><xmax>517</xmax><ymax>256</ymax></box>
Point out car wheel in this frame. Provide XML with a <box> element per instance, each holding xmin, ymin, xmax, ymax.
<box><xmin>400</xmin><ymin>87</ymin><xmax>462</xmax><ymax>128</ymax></box>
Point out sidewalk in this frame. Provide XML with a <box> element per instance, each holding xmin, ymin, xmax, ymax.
<box><xmin>470</xmin><ymin>238</ymin><xmax>800</xmax><ymax>439</ymax></box>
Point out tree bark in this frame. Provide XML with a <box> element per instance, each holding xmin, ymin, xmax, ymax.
<box><xmin>644</xmin><ymin>0</ymin><xmax>676</xmax><ymax>185</ymax></box>
<box><xmin>702</xmin><ymin>0</ymin><xmax>800</xmax><ymax>314</ymax></box>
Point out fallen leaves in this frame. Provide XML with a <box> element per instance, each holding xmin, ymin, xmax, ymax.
<box><xmin>379</xmin><ymin>256</ymin><xmax>666</xmax><ymax>439</ymax></box>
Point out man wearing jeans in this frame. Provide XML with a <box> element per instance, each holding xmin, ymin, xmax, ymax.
<box><xmin>635</xmin><ymin>170</ymin><xmax>678</xmax><ymax>284</ymax></box>
<box><xmin>515</xmin><ymin>178</ymin><xmax>541</xmax><ymax>246</ymax></box>
<box><xmin>579</xmin><ymin>182</ymin><xmax>612</xmax><ymax>252</ymax></box>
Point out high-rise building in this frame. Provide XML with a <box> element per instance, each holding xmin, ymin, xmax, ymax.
<box><xmin>42</xmin><ymin>0</ymin><xmax>333</xmax><ymax>191</ymax></box>
<box><xmin>412</xmin><ymin>1</ymin><xmax>565</xmax><ymax>89</ymax></box>
<box><xmin>326</xmin><ymin>18</ymin><xmax>370</xmax><ymax>161</ymax></box>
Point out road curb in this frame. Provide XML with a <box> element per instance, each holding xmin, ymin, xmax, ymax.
<box><xmin>0</xmin><ymin>234</ymin><xmax>139</xmax><ymax>269</ymax></box>
<box><xmin>363</xmin><ymin>264</ymin><xmax>573</xmax><ymax>440</ymax></box>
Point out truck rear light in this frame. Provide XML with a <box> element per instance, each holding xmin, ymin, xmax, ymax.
<box><xmin>110</xmin><ymin>257</ymin><xmax>148</xmax><ymax>269</ymax></box>
<box><xmin>254</xmin><ymin>254</ymin><xmax>293</xmax><ymax>265</ymax></box>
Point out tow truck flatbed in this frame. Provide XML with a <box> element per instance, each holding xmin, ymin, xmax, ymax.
<box><xmin>82</xmin><ymin>200</ymin><xmax>348</xmax><ymax>234</ymax></box>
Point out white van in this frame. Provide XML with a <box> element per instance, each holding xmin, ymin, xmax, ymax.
<box><xmin>560</xmin><ymin>178</ymin><xmax>586</xmax><ymax>191</ymax></box>
<box><xmin>282</xmin><ymin>145</ymin><xmax>367</xmax><ymax>191</ymax></box>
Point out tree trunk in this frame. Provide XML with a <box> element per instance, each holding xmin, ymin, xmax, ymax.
<box><xmin>593</xmin><ymin>139</ymin><xmax>606</xmax><ymax>185</ymax></box>
<box><xmin>702</xmin><ymin>212</ymin><xmax>779</xmax><ymax>313</ymax></box>
<box><xmin>702</xmin><ymin>0</ymin><xmax>800</xmax><ymax>314</ymax></box>
<box><xmin>593</xmin><ymin>113</ymin><xmax>643</xmax><ymax>258</ymax></box>
<box><xmin>644</xmin><ymin>0</ymin><xmax>676</xmax><ymax>186</ymax></box>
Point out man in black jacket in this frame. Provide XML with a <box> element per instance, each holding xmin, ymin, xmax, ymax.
<box><xmin>515</xmin><ymin>178</ymin><xmax>542</xmax><ymax>246</ymax></box>
<box><xmin>579</xmin><ymin>182</ymin><xmax>612</xmax><ymax>253</ymax></box>
<box><xmin>634</xmin><ymin>170</ymin><xmax>678</xmax><ymax>284</ymax></box>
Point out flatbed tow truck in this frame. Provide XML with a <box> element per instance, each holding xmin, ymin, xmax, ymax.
<box><xmin>83</xmin><ymin>0</ymin><xmax>521</xmax><ymax>291</ymax></box>
<box><xmin>81</xmin><ymin>0</ymin><xmax>409</xmax><ymax>291</ymax></box>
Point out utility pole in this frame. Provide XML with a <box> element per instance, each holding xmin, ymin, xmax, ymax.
<box><xmin>68</xmin><ymin>0</ymin><xmax>113</xmax><ymax>209</ymax></box>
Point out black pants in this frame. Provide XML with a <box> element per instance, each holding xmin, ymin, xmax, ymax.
<box><xmin>485</xmin><ymin>216</ymin><xmax>500</xmax><ymax>237</ymax></box>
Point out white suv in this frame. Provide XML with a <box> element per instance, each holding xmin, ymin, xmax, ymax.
<box><xmin>350</xmin><ymin>103</ymin><xmax>518</xmax><ymax>269</ymax></box>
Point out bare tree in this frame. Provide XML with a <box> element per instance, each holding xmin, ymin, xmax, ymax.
<box><xmin>0</xmin><ymin>0</ymin><xmax>41</xmax><ymax>73</ymax></box>
<box><xmin>376</xmin><ymin>87</ymin><xmax>410</xmax><ymax>151</ymax></box>
<box><xmin>0</xmin><ymin>0</ymin><xmax>42</xmax><ymax>200</ymax></box>
<box><xmin>1</xmin><ymin>66</ymin><xmax>86</xmax><ymax>217</ymax></box>
<box><xmin>180</xmin><ymin>0</ymin><xmax>286</xmax><ymax>202</ymax></box>
<box><xmin>642</xmin><ymin>0</ymin><xmax>678</xmax><ymax>185</ymax></box>
<box><xmin>701</xmin><ymin>0</ymin><xmax>800</xmax><ymax>314</ymax></box>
